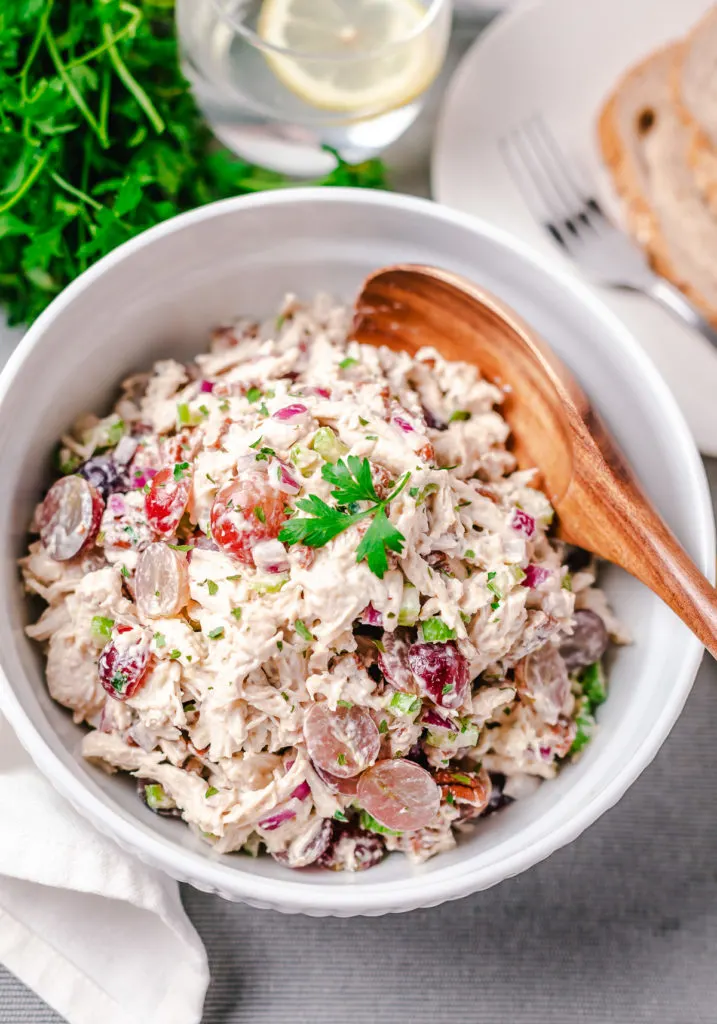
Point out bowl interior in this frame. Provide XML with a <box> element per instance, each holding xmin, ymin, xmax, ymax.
<box><xmin>0</xmin><ymin>190</ymin><xmax>711</xmax><ymax>912</ymax></box>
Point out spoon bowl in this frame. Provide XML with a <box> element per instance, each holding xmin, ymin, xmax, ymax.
<box><xmin>354</xmin><ymin>264</ymin><xmax>717</xmax><ymax>659</ymax></box>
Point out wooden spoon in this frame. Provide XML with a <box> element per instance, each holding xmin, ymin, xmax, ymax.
<box><xmin>353</xmin><ymin>264</ymin><xmax>717</xmax><ymax>658</ymax></box>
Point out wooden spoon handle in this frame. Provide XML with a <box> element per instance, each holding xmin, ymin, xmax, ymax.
<box><xmin>559</xmin><ymin>466</ymin><xmax>717</xmax><ymax>659</ymax></box>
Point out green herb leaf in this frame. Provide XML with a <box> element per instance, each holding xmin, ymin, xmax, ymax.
<box><xmin>173</xmin><ymin>461</ymin><xmax>189</xmax><ymax>481</ymax></box>
<box><xmin>231</xmin><ymin>607</ymin><xmax>242</xmax><ymax>620</ymax></box>
<box><xmin>246</xmin><ymin>386</ymin><xmax>262</xmax><ymax>403</ymax></box>
<box><xmin>339</xmin><ymin>357</ymin><xmax>358</xmax><ymax>369</ymax></box>
<box><xmin>355</xmin><ymin>504</ymin><xmax>405</xmax><ymax>579</ymax></box>
<box><xmin>207</xmin><ymin>626</ymin><xmax>224</xmax><ymax>639</ymax></box>
<box><xmin>322</xmin><ymin>456</ymin><xmax>379</xmax><ymax>504</ymax></box>
<box><xmin>205</xmin><ymin>786</ymin><xmax>219</xmax><ymax>798</ymax></box>
<box><xmin>449</xmin><ymin>410</ymin><xmax>471</xmax><ymax>422</ymax></box>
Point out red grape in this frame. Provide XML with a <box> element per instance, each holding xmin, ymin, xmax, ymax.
<box><xmin>357</xmin><ymin>759</ymin><xmax>440</xmax><ymax>832</ymax></box>
<box><xmin>98</xmin><ymin>626</ymin><xmax>152</xmax><ymax>701</ymax></box>
<box><xmin>377</xmin><ymin>630</ymin><xmax>418</xmax><ymax>693</ymax></box>
<box><xmin>135</xmin><ymin>542</ymin><xmax>190</xmax><ymax>618</ymax></box>
<box><xmin>407</xmin><ymin>641</ymin><xmax>470</xmax><ymax>709</ymax></box>
<box><xmin>559</xmin><ymin>609</ymin><xmax>608</xmax><ymax>671</ymax></box>
<box><xmin>514</xmin><ymin>642</ymin><xmax>570</xmax><ymax>724</ymax></box>
<box><xmin>145</xmin><ymin>467</ymin><xmax>191</xmax><ymax>536</ymax></box>
<box><xmin>39</xmin><ymin>476</ymin><xmax>104</xmax><ymax>561</ymax></box>
<box><xmin>303</xmin><ymin>703</ymin><xmax>380</xmax><ymax>778</ymax></box>
<box><xmin>210</xmin><ymin>476</ymin><xmax>288</xmax><ymax>566</ymax></box>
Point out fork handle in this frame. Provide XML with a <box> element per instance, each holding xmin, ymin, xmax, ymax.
<box><xmin>648</xmin><ymin>278</ymin><xmax>717</xmax><ymax>349</ymax></box>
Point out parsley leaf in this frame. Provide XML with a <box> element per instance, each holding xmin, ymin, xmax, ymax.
<box><xmin>0</xmin><ymin>4</ymin><xmax>388</xmax><ymax>328</ymax></box>
<box><xmin>278</xmin><ymin>458</ymin><xmax>411</xmax><ymax>579</ymax></box>
<box><xmin>355</xmin><ymin>505</ymin><xmax>405</xmax><ymax>578</ymax></box>
<box><xmin>322</xmin><ymin>455</ymin><xmax>379</xmax><ymax>504</ymax></box>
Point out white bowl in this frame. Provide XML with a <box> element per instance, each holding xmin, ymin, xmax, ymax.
<box><xmin>0</xmin><ymin>189</ymin><xmax>712</xmax><ymax>916</ymax></box>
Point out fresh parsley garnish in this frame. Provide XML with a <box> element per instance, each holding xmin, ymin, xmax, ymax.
<box><xmin>339</xmin><ymin>357</ymin><xmax>358</xmax><ymax>369</ymax></box>
<box><xmin>278</xmin><ymin>456</ymin><xmax>410</xmax><ymax>579</ymax></box>
<box><xmin>207</xmin><ymin>626</ymin><xmax>224</xmax><ymax>639</ymax></box>
<box><xmin>246</xmin><ymin>387</ymin><xmax>262</xmax><ymax>403</ymax></box>
<box><xmin>0</xmin><ymin>3</ymin><xmax>387</xmax><ymax>327</ymax></box>
<box><xmin>449</xmin><ymin>410</ymin><xmax>471</xmax><ymax>422</ymax></box>
<box><xmin>173</xmin><ymin>461</ymin><xmax>190</xmax><ymax>481</ymax></box>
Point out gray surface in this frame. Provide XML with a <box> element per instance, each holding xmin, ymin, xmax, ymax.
<box><xmin>3</xmin><ymin>13</ymin><xmax>717</xmax><ymax>1024</ymax></box>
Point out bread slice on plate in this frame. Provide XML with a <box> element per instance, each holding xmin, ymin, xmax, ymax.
<box><xmin>597</xmin><ymin>44</ymin><xmax>717</xmax><ymax>325</ymax></box>
<box><xmin>672</xmin><ymin>6</ymin><xmax>717</xmax><ymax>216</ymax></box>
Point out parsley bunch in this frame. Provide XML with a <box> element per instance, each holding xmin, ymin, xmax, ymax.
<box><xmin>279</xmin><ymin>456</ymin><xmax>410</xmax><ymax>579</ymax></box>
<box><xmin>0</xmin><ymin>0</ymin><xmax>387</xmax><ymax>325</ymax></box>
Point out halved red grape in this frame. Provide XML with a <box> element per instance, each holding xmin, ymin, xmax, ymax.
<box><xmin>40</xmin><ymin>476</ymin><xmax>104</xmax><ymax>561</ymax></box>
<box><xmin>514</xmin><ymin>642</ymin><xmax>570</xmax><ymax>725</ymax></box>
<box><xmin>559</xmin><ymin>609</ymin><xmax>608</xmax><ymax>671</ymax></box>
<box><xmin>434</xmin><ymin>767</ymin><xmax>492</xmax><ymax>820</ymax></box>
<box><xmin>98</xmin><ymin>627</ymin><xmax>152</xmax><ymax>701</ymax></box>
<box><xmin>210</xmin><ymin>475</ymin><xmax>288</xmax><ymax>566</ymax></box>
<box><xmin>145</xmin><ymin>467</ymin><xmax>191</xmax><ymax>536</ymax></box>
<box><xmin>407</xmin><ymin>641</ymin><xmax>469</xmax><ymax>709</ymax></box>
<box><xmin>135</xmin><ymin>542</ymin><xmax>190</xmax><ymax>618</ymax></box>
<box><xmin>312</xmin><ymin>762</ymin><xmax>360</xmax><ymax>797</ymax></box>
<box><xmin>357</xmin><ymin>759</ymin><xmax>440</xmax><ymax>832</ymax></box>
<box><xmin>377</xmin><ymin>630</ymin><xmax>418</xmax><ymax>693</ymax></box>
<box><xmin>317</xmin><ymin>821</ymin><xmax>386</xmax><ymax>871</ymax></box>
<box><xmin>303</xmin><ymin>703</ymin><xmax>380</xmax><ymax>779</ymax></box>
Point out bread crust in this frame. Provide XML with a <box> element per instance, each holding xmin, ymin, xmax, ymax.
<box><xmin>597</xmin><ymin>44</ymin><xmax>717</xmax><ymax>326</ymax></box>
<box><xmin>671</xmin><ymin>9</ymin><xmax>717</xmax><ymax>216</ymax></box>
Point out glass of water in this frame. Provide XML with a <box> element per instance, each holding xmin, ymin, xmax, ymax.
<box><xmin>176</xmin><ymin>0</ymin><xmax>453</xmax><ymax>177</ymax></box>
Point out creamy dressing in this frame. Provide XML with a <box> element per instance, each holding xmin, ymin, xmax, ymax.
<box><xmin>22</xmin><ymin>294</ymin><xmax>622</xmax><ymax>870</ymax></box>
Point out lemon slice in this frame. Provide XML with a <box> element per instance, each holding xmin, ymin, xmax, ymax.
<box><xmin>257</xmin><ymin>0</ymin><xmax>440</xmax><ymax>114</ymax></box>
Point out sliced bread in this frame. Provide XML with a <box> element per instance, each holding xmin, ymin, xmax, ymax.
<box><xmin>597</xmin><ymin>44</ymin><xmax>717</xmax><ymax>324</ymax></box>
<box><xmin>672</xmin><ymin>6</ymin><xmax>717</xmax><ymax>216</ymax></box>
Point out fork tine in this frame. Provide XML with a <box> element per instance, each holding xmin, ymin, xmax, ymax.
<box><xmin>528</xmin><ymin>117</ymin><xmax>587</xmax><ymax>211</ymax></box>
<box><xmin>499</xmin><ymin>130</ymin><xmax>570</xmax><ymax>245</ymax></box>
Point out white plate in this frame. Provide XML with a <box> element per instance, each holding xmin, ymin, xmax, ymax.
<box><xmin>433</xmin><ymin>0</ymin><xmax>717</xmax><ymax>455</ymax></box>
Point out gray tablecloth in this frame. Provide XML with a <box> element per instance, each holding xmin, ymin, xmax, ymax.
<box><xmin>3</xmin><ymin>16</ymin><xmax>717</xmax><ymax>1024</ymax></box>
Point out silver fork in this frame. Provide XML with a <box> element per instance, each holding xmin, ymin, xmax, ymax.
<box><xmin>499</xmin><ymin>116</ymin><xmax>717</xmax><ymax>349</ymax></box>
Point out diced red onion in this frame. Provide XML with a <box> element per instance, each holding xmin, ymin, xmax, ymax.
<box><xmin>193</xmin><ymin>534</ymin><xmax>220</xmax><ymax>552</ymax></box>
<box><xmin>290</xmin><ymin>781</ymin><xmax>311</xmax><ymax>801</ymax></box>
<box><xmin>539</xmin><ymin>746</ymin><xmax>552</xmax><ymax>761</ymax></box>
<box><xmin>252</xmin><ymin>539</ymin><xmax>289</xmax><ymax>573</ymax></box>
<box><xmin>268</xmin><ymin>458</ymin><xmax>300</xmax><ymax>495</ymax></box>
<box><xmin>258</xmin><ymin>807</ymin><xmax>296</xmax><ymax>831</ymax></box>
<box><xmin>360</xmin><ymin>603</ymin><xmax>383</xmax><ymax>627</ymax></box>
<box><xmin>522</xmin><ymin>564</ymin><xmax>551</xmax><ymax>588</ymax></box>
<box><xmin>393</xmin><ymin>415</ymin><xmax>415</xmax><ymax>434</ymax></box>
<box><xmin>200</xmin><ymin>380</ymin><xmax>215</xmax><ymax>393</ymax></box>
<box><xmin>299</xmin><ymin>386</ymin><xmax>331</xmax><ymax>399</ymax></box>
<box><xmin>510</xmin><ymin>507</ymin><xmax>536</xmax><ymax>539</ymax></box>
<box><xmin>421</xmin><ymin>708</ymin><xmax>455</xmax><ymax>731</ymax></box>
<box><xmin>108</xmin><ymin>494</ymin><xmax>125</xmax><ymax>515</ymax></box>
<box><xmin>272</xmin><ymin>404</ymin><xmax>308</xmax><ymax>421</ymax></box>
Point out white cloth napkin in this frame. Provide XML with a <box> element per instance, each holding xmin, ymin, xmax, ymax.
<box><xmin>0</xmin><ymin>715</ymin><xmax>210</xmax><ymax>1024</ymax></box>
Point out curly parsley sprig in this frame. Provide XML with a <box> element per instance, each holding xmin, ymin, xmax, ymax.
<box><xmin>278</xmin><ymin>456</ymin><xmax>410</xmax><ymax>579</ymax></box>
